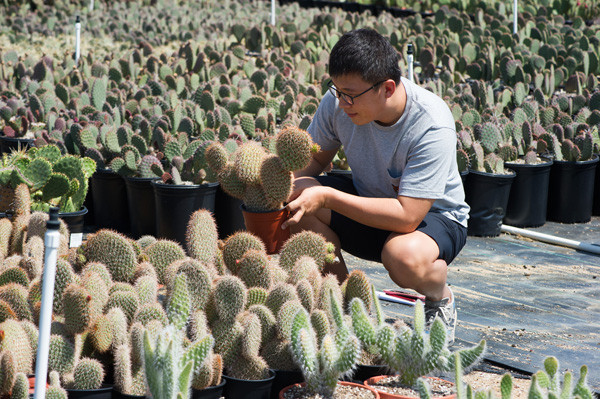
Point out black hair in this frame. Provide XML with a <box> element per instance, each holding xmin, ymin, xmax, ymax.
<box><xmin>329</xmin><ymin>28</ymin><xmax>401</xmax><ymax>85</ymax></box>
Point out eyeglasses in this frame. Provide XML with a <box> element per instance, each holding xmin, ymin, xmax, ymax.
<box><xmin>327</xmin><ymin>80</ymin><xmax>386</xmax><ymax>105</ymax></box>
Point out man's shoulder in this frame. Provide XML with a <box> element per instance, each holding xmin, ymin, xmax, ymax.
<box><xmin>404</xmin><ymin>80</ymin><xmax>455</xmax><ymax>133</ymax></box>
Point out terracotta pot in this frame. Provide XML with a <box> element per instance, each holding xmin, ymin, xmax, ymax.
<box><xmin>27</xmin><ymin>375</ymin><xmax>48</xmax><ymax>394</ymax></box>
<box><xmin>279</xmin><ymin>381</ymin><xmax>380</xmax><ymax>399</ymax></box>
<box><xmin>364</xmin><ymin>375</ymin><xmax>455</xmax><ymax>399</ymax></box>
<box><xmin>241</xmin><ymin>205</ymin><xmax>290</xmax><ymax>254</ymax></box>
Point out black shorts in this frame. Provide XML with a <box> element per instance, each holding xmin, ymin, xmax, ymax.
<box><xmin>316</xmin><ymin>174</ymin><xmax>467</xmax><ymax>264</ymax></box>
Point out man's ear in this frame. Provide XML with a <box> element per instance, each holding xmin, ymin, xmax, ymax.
<box><xmin>383</xmin><ymin>80</ymin><xmax>396</xmax><ymax>98</ymax></box>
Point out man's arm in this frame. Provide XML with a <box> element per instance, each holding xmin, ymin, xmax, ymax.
<box><xmin>283</xmin><ymin>184</ymin><xmax>435</xmax><ymax>234</ymax></box>
<box><xmin>293</xmin><ymin>148</ymin><xmax>339</xmax><ymax>178</ymax></box>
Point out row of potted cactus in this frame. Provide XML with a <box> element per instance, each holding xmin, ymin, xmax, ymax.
<box><xmin>0</xmin><ymin>186</ymin><xmax>596</xmax><ymax>398</ymax></box>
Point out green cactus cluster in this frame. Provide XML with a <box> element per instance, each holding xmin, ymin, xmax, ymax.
<box><xmin>80</xmin><ymin>229</ymin><xmax>138</xmax><ymax>283</ymax></box>
<box><xmin>375</xmin><ymin>299</ymin><xmax>485</xmax><ymax>387</ymax></box>
<box><xmin>206</xmin><ymin>126</ymin><xmax>319</xmax><ymax>211</ymax></box>
<box><xmin>290</xmin><ymin>289</ymin><xmax>361</xmax><ymax>397</ymax></box>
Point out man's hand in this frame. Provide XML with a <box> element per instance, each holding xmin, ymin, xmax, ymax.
<box><xmin>281</xmin><ymin>185</ymin><xmax>330</xmax><ymax>230</ymax></box>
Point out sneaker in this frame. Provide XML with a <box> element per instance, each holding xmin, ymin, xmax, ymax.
<box><xmin>424</xmin><ymin>288</ymin><xmax>457</xmax><ymax>344</ymax></box>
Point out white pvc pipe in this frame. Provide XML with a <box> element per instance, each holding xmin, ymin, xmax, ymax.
<box><xmin>270</xmin><ymin>0</ymin><xmax>276</xmax><ymax>26</ymax></box>
<box><xmin>33</xmin><ymin>209</ymin><xmax>62</xmax><ymax>399</ymax></box>
<box><xmin>501</xmin><ymin>224</ymin><xmax>600</xmax><ymax>255</ymax></box>
<box><xmin>89</xmin><ymin>0</ymin><xmax>94</xmax><ymax>11</ymax></box>
<box><xmin>407</xmin><ymin>44</ymin><xmax>414</xmax><ymax>83</ymax></box>
<box><xmin>75</xmin><ymin>15</ymin><xmax>81</xmax><ymax>65</ymax></box>
<box><xmin>513</xmin><ymin>0</ymin><xmax>518</xmax><ymax>34</ymax></box>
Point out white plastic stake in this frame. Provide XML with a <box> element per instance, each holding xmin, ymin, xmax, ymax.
<box><xmin>89</xmin><ymin>0</ymin><xmax>94</xmax><ymax>11</ymax></box>
<box><xmin>270</xmin><ymin>0</ymin><xmax>276</xmax><ymax>26</ymax></box>
<box><xmin>75</xmin><ymin>15</ymin><xmax>81</xmax><ymax>65</ymax></box>
<box><xmin>33</xmin><ymin>208</ymin><xmax>62</xmax><ymax>399</ymax></box>
<box><xmin>407</xmin><ymin>44</ymin><xmax>414</xmax><ymax>83</ymax></box>
<box><xmin>513</xmin><ymin>0</ymin><xmax>518</xmax><ymax>34</ymax></box>
<box><xmin>501</xmin><ymin>224</ymin><xmax>600</xmax><ymax>255</ymax></box>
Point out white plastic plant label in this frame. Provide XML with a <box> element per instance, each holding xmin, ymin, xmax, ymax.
<box><xmin>69</xmin><ymin>233</ymin><xmax>83</xmax><ymax>248</ymax></box>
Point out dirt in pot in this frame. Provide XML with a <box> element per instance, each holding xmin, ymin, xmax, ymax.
<box><xmin>464</xmin><ymin>363</ymin><xmax>531</xmax><ymax>399</ymax></box>
<box><xmin>282</xmin><ymin>384</ymin><xmax>377</xmax><ymax>399</ymax></box>
<box><xmin>370</xmin><ymin>375</ymin><xmax>454</xmax><ymax>397</ymax></box>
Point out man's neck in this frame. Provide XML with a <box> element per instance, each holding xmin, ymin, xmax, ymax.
<box><xmin>374</xmin><ymin>79</ymin><xmax>407</xmax><ymax>127</ymax></box>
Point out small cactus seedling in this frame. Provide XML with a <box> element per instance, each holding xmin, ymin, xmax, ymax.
<box><xmin>528</xmin><ymin>356</ymin><xmax>593</xmax><ymax>399</ymax></box>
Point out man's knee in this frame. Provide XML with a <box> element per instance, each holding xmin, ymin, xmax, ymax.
<box><xmin>381</xmin><ymin>233</ymin><xmax>439</xmax><ymax>278</ymax></box>
<box><xmin>293</xmin><ymin>176</ymin><xmax>322</xmax><ymax>191</ymax></box>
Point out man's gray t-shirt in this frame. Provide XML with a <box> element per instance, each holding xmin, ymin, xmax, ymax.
<box><xmin>308</xmin><ymin>76</ymin><xmax>469</xmax><ymax>227</ymax></box>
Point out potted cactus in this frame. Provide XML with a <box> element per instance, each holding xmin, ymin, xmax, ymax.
<box><xmin>279</xmin><ymin>289</ymin><xmax>380</xmax><ymax>398</ymax></box>
<box><xmin>502</xmin><ymin>138</ymin><xmax>553</xmax><ymax>228</ymax></box>
<box><xmin>143</xmin><ymin>274</ymin><xmax>219</xmax><ymax>399</ymax></box>
<box><xmin>0</xmin><ymin>144</ymin><xmax>95</xmax><ymax>214</ymax></box>
<box><xmin>205</xmin><ymin>126</ymin><xmax>319</xmax><ymax>253</ymax></box>
<box><xmin>110</xmin><ymin>152</ymin><xmax>163</xmax><ymax>239</ymax></box>
<box><xmin>546</xmin><ymin>127</ymin><xmax>599</xmax><ymax>223</ymax></box>
<box><xmin>0</xmin><ymin>145</ymin><xmax>95</xmax><ymax>244</ymax></box>
<box><xmin>462</xmin><ymin>123</ymin><xmax>516</xmax><ymax>237</ymax></box>
<box><xmin>207</xmin><ymin>275</ymin><xmax>275</xmax><ymax>399</ymax></box>
<box><xmin>149</xmin><ymin>138</ymin><xmax>220</xmax><ymax>246</ymax></box>
<box><xmin>361</xmin><ymin>299</ymin><xmax>486</xmax><ymax>399</ymax></box>
<box><xmin>345</xmin><ymin>273</ymin><xmax>389</xmax><ymax>382</ymax></box>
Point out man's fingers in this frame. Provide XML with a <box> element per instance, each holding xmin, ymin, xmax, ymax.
<box><xmin>282</xmin><ymin>208</ymin><xmax>304</xmax><ymax>230</ymax></box>
<box><xmin>287</xmin><ymin>191</ymin><xmax>301</xmax><ymax>202</ymax></box>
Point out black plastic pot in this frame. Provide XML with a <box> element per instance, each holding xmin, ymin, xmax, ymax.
<box><xmin>503</xmin><ymin>159</ymin><xmax>552</xmax><ymax>228</ymax></box>
<box><xmin>547</xmin><ymin>155</ymin><xmax>599</xmax><ymax>223</ymax></box>
<box><xmin>313</xmin><ymin>0</ymin><xmax>338</xmax><ymax>9</ymax></box>
<box><xmin>0</xmin><ymin>136</ymin><xmax>34</xmax><ymax>155</ymax></box>
<box><xmin>124</xmin><ymin>176</ymin><xmax>156</xmax><ymax>239</ymax></box>
<box><xmin>270</xmin><ymin>369</ymin><xmax>303</xmax><ymax>399</ymax></box>
<box><xmin>91</xmin><ymin>168</ymin><xmax>130</xmax><ymax>234</ymax></box>
<box><xmin>83</xmin><ymin>183</ymin><xmax>94</xmax><ymax>226</ymax></box>
<box><xmin>358</xmin><ymin>3</ymin><xmax>381</xmax><ymax>16</ymax></box>
<box><xmin>152</xmin><ymin>180</ymin><xmax>219</xmax><ymax>246</ymax></box>
<box><xmin>460</xmin><ymin>170</ymin><xmax>468</xmax><ymax>186</ymax></box>
<box><xmin>66</xmin><ymin>385</ymin><xmax>112</xmax><ymax>399</ymax></box>
<box><xmin>59</xmin><ymin>206</ymin><xmax>88</xmax><ymax>248</ymax></box>
<box><xmin>215</xmin><ymin>185</ymin><xmax>245</xmax><ymax>239</ymax></box>
<box><xmin>340</xmin><ymin>2</ymin><xmax>360</xmax><ymax>12</ymax></box>
<box><xmin>222</xmin><ymin>369</ymin><xmax>275</xmax><ymax>399</ymax></box>
<box><xmin>111</xmin><ymin>391</ymin><xmax>146</xmax><ymax>399</ymax></box>
<box><xmin>192</xmin><ymin>380</ymin><xmax>226</xmax><ymax>399</ymax></box>
<box><xmin>593</xmin><ymin>154</ymin><xmax>600</xmax><ymax>216</ymax></box>
<box><xmin>297</xmin><ymin>0</ymin><xmax>314</xmax><ymax>8</ymax></box>
<box><xmin>464</xmin><ymin>169</ymin><xmax>515</xmax><ymax>237</ymax></box>
<box><xmin>390</xmin><ymin>7</ymin><xmax>417</xmax><ymax>17</ymax></box>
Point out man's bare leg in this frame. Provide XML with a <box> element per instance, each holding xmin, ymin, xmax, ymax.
<box><xmin>381</xmin><ymin>231</ymin><xmax>451</xmax><ymax>301</ymax></box>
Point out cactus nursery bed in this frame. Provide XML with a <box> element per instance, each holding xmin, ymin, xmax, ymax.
<box><xmin>2</xmin><ymin>0</ymin><xmax>600</xmax><ymax>397</ymax></box>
